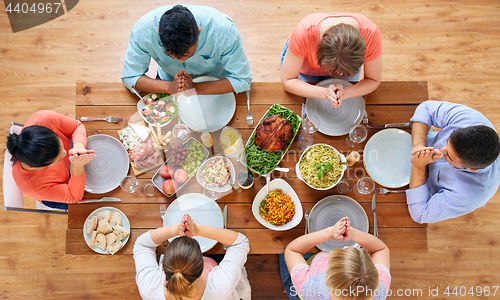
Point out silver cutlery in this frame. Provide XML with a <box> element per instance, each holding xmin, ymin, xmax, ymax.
<box><xmin>371</xmin><ymin>193</ymin><xmax>378</xmax><ymax>237</ymax></box>
<box><xmin>222</xmin><ymin>205</ymin><xmax>228</xmax><ymax>250</ymax></box>
<box><xmin>366</xmin><ymin>122</ymin><xmax>411</xmax><ymax>129</ymax></box>
<box><xmin>304</xmin><ymin>209</ymin><xmax>310</xmax><ymax>235</ymax></box>
<box><xmin>130</xmin><ymin>86</ymin><xmax>146</xmax><ymax>103</ymax></box>
<box><xmin>266</xmin><ymin>173</ymin><xmax>271</xmax><ymax>195</ymax></box>
<box><xmin>363</xmin><ymin>110</ymin><xmax>368</xmax><ymax>124</ymax></box>
<box><xmin>375</xmin><ymin>187</ymin><xmax>406</xmax><ymax>194</ymax></box>
<box><xmin>80</xmin><ymin>116</ymin><xmax>120</xmax><ymax>123</ymax></box>
<box><xmin>246</xmin><ymin>90</ymin><xmax>253</xmax><ymax>125</ymax></box>
<box><xmin>77</xmin><ymin>197</ymin><xmax>122</xmax><ymax>204</ymax></box>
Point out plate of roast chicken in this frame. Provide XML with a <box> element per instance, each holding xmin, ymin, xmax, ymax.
<box><xmin>243</xmin><ymin>104</ymin><xmax>301</xmax><ymax>176</ymax></box>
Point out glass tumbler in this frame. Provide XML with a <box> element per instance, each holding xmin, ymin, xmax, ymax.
<box><xmin>140</xmin><ymin>180</ymin><xmax>157</xmax><ymax>196</ymax></box>
<box><xmin>354</xmin><ymin>177</ymin><xmax>375</xmax><ymax>196</ymax></box>
<box><xmin>120</xmin><ymin>176</ymin><xmax>141</xmax><ymax>195</ymax></box>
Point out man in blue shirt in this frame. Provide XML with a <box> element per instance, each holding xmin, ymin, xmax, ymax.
<box><xmin>121</xmin><ymin>5</ymin><xmax>252</xmax><ymax>95</ymax></box>
<box><xmin>406</xmin><ymin>101</ymin><xmax>500</xmax><ymax>223</ymax></box>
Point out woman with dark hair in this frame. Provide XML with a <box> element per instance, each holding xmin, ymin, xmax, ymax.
<box><xmin>6</xmin><ymin>110</ymin><xmax>95</xmax><ymax>209</ymax></box>
<box><xmin>134</xmin><ymin>214</ymin><xmax>250</xmax><ymax>300</ymax></box>
<box><xmin>281</xmin><ymin>13</ymin><xmax>382</xmax><ymax>108</ymax></box>
<box><xmin>284</xmin><ymin>217</ymin><xmax>391</xmax><ymax>300</ymax></box>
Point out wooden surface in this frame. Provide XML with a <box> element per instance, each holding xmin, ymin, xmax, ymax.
<box><xmin>2</xmin><ymin>1</ymin><xmax>500</xmax><ymax>299</ymax></box>
<box><xmin>70</xmin><ymin>81</ymin><xmax>428</xmax><ymax>256</ymax></box>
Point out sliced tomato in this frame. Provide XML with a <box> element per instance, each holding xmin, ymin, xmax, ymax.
<box><xmin>165</xmin><ymin>102</ymin><xmax>172</xmax><ymax>111</ymax></box>
<box><xmin>160</xmin><ymin>116</ymin><xmax>171</xmax><ymax>123</ymax></box>
<box><xmin>142</xmin><ymin>109</ymin><xmax>153</xmax><ymax>116</ymax></box>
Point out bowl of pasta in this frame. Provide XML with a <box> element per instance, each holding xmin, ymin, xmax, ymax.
<box><xmin>296</xmin><ymin>144</ymin><xmax>347</xmax><ymax>190</ymax></box>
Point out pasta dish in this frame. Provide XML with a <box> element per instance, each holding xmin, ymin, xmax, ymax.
<box><xmin>299</xmin><ymin>145</ymin><xmax>343</xmax><ymax>189</ymax></box>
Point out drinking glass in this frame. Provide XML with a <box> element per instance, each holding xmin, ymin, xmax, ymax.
<box><xmin>298</xmin><ymin>133</ymin><xmax>313</xmax><ymax>150</ymax></box>
<box><xmin>140</xmin><ymin>180</ymin><xmax>157</xmax><ymax>196</ymax></box>
<box><xmin>172</xmin><ymin>123</ymin><xmax>190</xmax><ymax>142</ymax></box>
<box><xmin>346</xmin><ymin>125</ymin><xmax>368</xmax><ymax>148</ymax></box>
<box><xmin>354</xmin><ymin>177</ymin><xmax>375</xmax><ymax>196</ymax></box>
<box><xmin>302</xmin><ymin>116</ymin><xmax>319</xmax><ymax>135</ymax></box>
<box><xmin>203</xmin><ymin>187</ymin><xmax>221</xmax><ymax>201</ymax></box>
<box><xmin>336</xmin><ymin>178</ymin><xmax>353</xmax><ymax>194</ymax></box>
<box><xmin>120</xmin><ymin>176</ymin><xmax>141</xmax><ymax>195</ymax></box>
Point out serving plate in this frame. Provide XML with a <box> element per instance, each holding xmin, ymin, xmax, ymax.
<box><xmin>308</xmin><ymin>195</ymin><xmax>368</xmax><ymax>250</ymax></box>
<box><xmin>177</xmin><ymin>76</ymin><xmax>236</xmax><ymax>132</ymax></box>
<box><xmin>152</xmin><ymin>137</ymin><xmax>209</xmax><ymax>197</ymax></box>
<box><xmin>83</xmin><ymin>206</ymin><xmax>130</xmax><ymax>255</ymax></box>
<box><xmin>84</xmin><ymin>134</ymin><xmax>129</xmax><ymax>194</ymax></box>
<box><xmin>137</xmin><ymin>93</ymin><xmax>177</xmax><ymax>127</ymax></box>
<box><xmin>363</xmin><ymin>129</ymin><xmax>412</xmax><ymax>188</ymax></box>
<box><xmin>306</xmin><ymin>79</ymin><xmax>364</xmax><ymax>136</ymax></box>
<box><xmin>296</xmin><ymin>143</ymin><xmax>347</xmax><ymax>190</ymax></box>
<box><xmin>162</xmin><ymin>193</ymin><xmax>223</xmax><ymax>252</ymax></box>
<box><xmin>252</xmin><ymin>179</ymin><xmax>303</xmax><ymax>231</ymax></box>
<box><xmin>196</xmin><ymin>156</ymin><xmax>235</xmax><ymax>193</ymax></box>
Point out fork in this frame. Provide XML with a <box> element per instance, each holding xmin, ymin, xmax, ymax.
<box><xmin>375</xmin><ymin>187</ymin><xmax>406</xmax><ymax>194</ymax></box>
<box><xmin>80</xmin><ymin>116</ymin><xmax>120</xmax><ymax>123</ymax></box>
<box><xmin>246</xmin><ymin>91</ymin><xmax>253</xmax><ymax>125</ymax></box>
<box><xmin>304</xmin><ymin>209</ymin><xmax>310</xmax><ymax>235</ymax></box>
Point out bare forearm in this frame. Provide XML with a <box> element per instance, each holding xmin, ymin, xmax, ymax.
<box><xmin>349</xmin><ymin>227</ymin><xmax>387</xmax><ymax>254</ymax></box>
<box><xmin>150</xmin><ymin>224</ymin><xmax>180</xmax><ymax>244</ymax></box>
<box><xmin>192</xmin><ymin>78</ymin><xmax>234</xmax><ymax>95</ymax></box>
<box><xmin>196</xmin><ymin>224</ymin><xmax>239</xmax><ymax>246</ymax></box>
<box><xmin>412</xmin><ymin>122</ymin><xmax>430</xmax><ymax>150</ymax></box>
<box><xmin>282</xmin><ymin>78</ymin><xmax>329</xmax><ymax>100</ymax></box>
<box><xmin>342</xmin><ymin>78</ymin><xmax>380</xmax><ymax>99</ymax></box>
<box><xmin>135</xmin><ymin>76</ymin><xmax>176</xmax><ymax>94</ymax></box>
<box><xmin>285</xmin><ymin>229</ymin><xmax>330</xmax><ymax>255</ymax></box>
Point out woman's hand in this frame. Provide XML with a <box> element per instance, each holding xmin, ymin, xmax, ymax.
<box><xmin>326</xmin><ymin>83</ymin><xmax>345</xmax><ymax>108</ymax></box>
<box><xmin>68</xmin><ymin>152</ymin><xmax>95</xmax><ymax>168</ymax></box>
<box><xmin>181</xmin><ymin>214</ymin><xmax>197</xmax><ymax>237</ymax></box>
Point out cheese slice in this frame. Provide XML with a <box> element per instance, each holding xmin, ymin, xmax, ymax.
<box><xmin>129</xmin><ymin>123</ymin><xmax>151</xmax><ymax>141</ymax></box>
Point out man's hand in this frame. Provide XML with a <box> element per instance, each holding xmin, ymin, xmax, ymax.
<box><xmin>411</xmin><ymin>148</ymin><xmax>443</xmax><ymax>169</ymax></box>
<box><xmin>178</xmin><ymin>71</ymin><xmax>194</xmax><ymax>92</ymax></box>
<box><xmin>411</xmin><ymin>145</ymin><xmax>435</xmax><ymax>155</ymax></box>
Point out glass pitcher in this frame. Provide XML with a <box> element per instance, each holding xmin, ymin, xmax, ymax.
<box><xmin>220</xmin><ymin>126</ymin><xmax>244</xmax><ymax>160</ymax></box>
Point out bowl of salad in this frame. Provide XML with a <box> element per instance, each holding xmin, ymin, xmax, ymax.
<box><xmin>196</xmin><ymin>156</ymin><xmax>235</xmax><ymax>193</ymax></box>
<box><xmin>137</xmin><ymin>93</ymin><xmax>178</xmax><ymax>127</ymax></box>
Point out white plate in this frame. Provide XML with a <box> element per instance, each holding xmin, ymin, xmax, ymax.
<box><xmin>308</xmin><ymin>195</ymin><xmax>368</xmax><ymax>250</ymax></box>
<box><xmin>306</xmin><ymin>79</ymin><xmax>365</xmax><ymax>136</ymax></box>
<box><xmin>296</xmin><ymin>144</ymin><xmax>347</xmax><ymax>190</ymax></box>
<box><xmin>136</xmin><ymin>94</ymin><xmax>176</xmax><ymax>127</ymax></box>
<box><xmin>363</xmin><ymin>129</ymin><xmax>412</xmax><ymax>188</ymax></box>
<box><xmin>83</xmin><ymin>206</ymin><xmax>130</xmax><ymax>255</ymax></box>
<box><xmin>252</xmin><ymin>179</ymin><xmax>303</xmax><ymax>231</ymax></box>
<box><xmin>177</xmin><ymin>76</ymin><xmax>236</xmax><ymax>132</ymax></box>
<box><xmin>84</xmin><ymin>135</ymin><xmax>129</xmax><ymax>194</ymax></box>
<box><xmin>196</xmin><ymin>156</ymin><xmax>235</xmax><ymax>193</ymax></box>
<box><xmin>162</xmin><ymin>193</ymin><xmax>223</xmax><ymax>252</ymax></box>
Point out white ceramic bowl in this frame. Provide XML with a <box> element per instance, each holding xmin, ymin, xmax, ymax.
<box><xmin>196</xmin><ymin>156</ymin><xmax>236</xmax><ymax>193</ymax></box>
<box><xmin>252</xmin><ymin>179</ymin><xmax>303</xmax><ymax>231</ymax></box>
<box><xmin>295</xmin><ymin>143</ymin><xmax>347</xmax><ymax>190</ymax></box>
<box><xmin>137</xmin><ymin>94</ymin><xmax>176</xmax><ymax>128</ymax></box>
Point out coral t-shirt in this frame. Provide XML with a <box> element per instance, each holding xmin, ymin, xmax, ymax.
<box><xmin>12</xmin><ymin>110</ymin><xmax>88</xmax><ymax>204</ymax></box>
<box><xmin>288</xmin><ymin>13</ymin><xmax>382</xmax><ymax>76</ymax></box>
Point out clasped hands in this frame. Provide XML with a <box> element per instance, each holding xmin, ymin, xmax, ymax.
<box><xmin>326</xmin><ymin>83</ymin><xmax>345</xmax><ymax>108</ymax></box>
<box><xmin>172</xmin><ymin>71</ymin><xmax>195</xmax><ymax>95</ymax></box>
<box><xmin>68</xmin><ymin>147</ymin><xmax>95</xmax><ymax>167</ymax></box>
<box><xmin>327</xmin><ymin>217</ymin><xmax>351</xmax><ymax>242</ymax></box>
<box><xmin>179</xmin><ymin>214</ymin><xmax>198</xmax><ymax>237</ymax></box>
<box><xmin>411</xmin><ymin>145</ymin><xmax>444</xmax><ymax>168</ymax></box>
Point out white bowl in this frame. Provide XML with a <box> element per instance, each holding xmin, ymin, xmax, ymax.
<box><xmin>137</xmin><ymin>94</ymin><xmax>176</xmax><ymax>127</ymax></box>
<box><xmin>252</xmin><ymin>178</ymin><xmax>303</xmax><ymax>231</ymax></box>
<box><xmin>295</xmin><ymin>143</ymin><xmax>347</xmax><ymax>190</ymax></box>
<box><xmin>196</xmin><ymin>156</ymin><xmax>236</xmax><ymax>193</ymax></box>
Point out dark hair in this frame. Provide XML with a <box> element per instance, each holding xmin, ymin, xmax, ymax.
<box><xmin>6</xmin><ymin>125</ymin><xmax>61</xmax><ymax>168</ymax></box>
<box><xmin>317</xmin><ymin>23</ymin><xmax>366</xmax><ymax>78</ymax></box>
<box><xmin>159</xmin><ymin>5</ymin><xmax>198</xmax><ymax>59</ymax></box>
<box><xmin>449</xmin><ymin>125</ymin><xmax>500</xmax><ymax>169</ymax></box>
<box><xmin>162</xmin><ymin>236</ymin><xmax>204</xmax><ymax>300</ymax></box>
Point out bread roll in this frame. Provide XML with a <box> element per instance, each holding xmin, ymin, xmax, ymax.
<box><xmin>89</xmin><ymin>231</ymin><xmax>98</xmax><ymax>246</ymax></box>
<box><xmin>94</xmin><ymin>233</ymin><xmax>106</xmax><ymax>251</ymax></box>
<box><xmin>97</xmin><ymin>219</ymin><xmax>113</xmax><ymax>235</ymax></box>
<box><xmin>106</xmin><ymin>233</ymin><xmax>119</xmax><ymax>246</ymax></box>
<box><xmin>113</xmin><ymin>225</ymin><xmax>130</xmax><ymax>240</ymax></box>
<box><xmin>107</xmin><ymin>240</ymin><xmax>123</xmax><ymax>255</ymax></box>
<box><xmin>86</xmin><ymin>216</ymin><xmax>98</xmax><ymax>234</ymax></box>
<box><xmin>109</xmin><ymin>212</ymin><xmax>122</xmax><ymax>229</ymax></box>
<box><xmin>96</xmin><ymin>210</ymin><xmax>112</xmax><ymax>222</ymax></box>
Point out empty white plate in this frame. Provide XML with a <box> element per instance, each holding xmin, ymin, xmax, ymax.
<box><xmin>306</xmin><ymin>79</ymin><xmax>364</xmax><ymax>136</ymax></box>
<box><xmin>363</xmin><ymin>129</ymin><xmax>412</xmax><ymax>188</ymax></box>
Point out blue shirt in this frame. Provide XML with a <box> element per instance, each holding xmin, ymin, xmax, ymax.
<box><xmin>406</xmin><ymin>101</ymin><xmax>500</xmax><ymax>223</ymax></box>
<box><xmin>121</xmin><ymin>5</ymin><xmax>252</xmax><ymax>94</ymax></box>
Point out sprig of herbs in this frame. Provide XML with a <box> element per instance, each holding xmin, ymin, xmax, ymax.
<box><xmin>314</xmin><ymin>163</ymin><xmax>333</xmax><ymax>179</ymax></box>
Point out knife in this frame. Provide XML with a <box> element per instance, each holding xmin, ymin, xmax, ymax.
<box><xmin>371</xmin><ymin>193</ymin><xmax>378</xmax><ymax>237</ymax></box>
<box><xmin>222</xmin><ymin>205</ymin><xmax>228</xmax><ymax>250</ymax></box>
<box><xmin>366</xmin><ymin>122</ymin><xmax>411</xmax><ymax>129</ymax></box>
<box><xmin>77</xmin><ymin>197</ymin><xmax>122</xmax><ymax>204</ymax></box>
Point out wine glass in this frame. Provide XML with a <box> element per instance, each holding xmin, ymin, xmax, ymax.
<box><xmin>354</xmin><ymin>177</ymin><xmax>375</xmax><ymax>196</ymax></box>
<box><xmin>172</xmin><ymin>123</ymin><xmax>190</xmax><ymax>142</ymax></box>
<box><xmin>346</xmin><ymin>125</ymin><xmax>367</xmax><ymax>148</ymax></box>
<box><xmin>298</xmin><ymin>116</ymin><xmax>320</xmax><ymax>150</ymax></box>
<box><xmin>120</xmin><ymin>176</ymin><xmax>141</xmax><ymax>195</ymax></box>
<box><xmin>203</xmin><ymin>187</ymin><xmax>221</xmax><ymax>201</ymax></box>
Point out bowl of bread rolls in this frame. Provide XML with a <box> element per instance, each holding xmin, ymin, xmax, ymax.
<box><xmin>83</xmin><ymin>207</ymin><xmax>130</xmax><ymax>255</ymax></box>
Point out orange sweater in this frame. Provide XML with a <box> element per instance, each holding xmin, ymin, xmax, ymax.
<box><xmin>288</xmin><ymin>13</ymin><xmax>383</xmax><ymax>76</ymax></box>
<box><xmin>12</xmin><ymin>110</ymin><xmax>88</xmax><ymax>204</ymax></box>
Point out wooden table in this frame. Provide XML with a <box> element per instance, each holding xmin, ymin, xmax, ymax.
<box><xmin>67</xmin><ymin>81</ymin><xmax>429</xmax><ymax>255</ymax></box>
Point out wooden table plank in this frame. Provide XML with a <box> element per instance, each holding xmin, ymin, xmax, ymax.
<box><xmin>66</xmin><ymin>227</ymin><xmax>427</xmax><ymax>255</ymax></box>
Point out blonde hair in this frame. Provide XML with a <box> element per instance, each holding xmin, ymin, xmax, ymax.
<box><xmin>325</xmin><ymin>247</ymin><xmax>379</xmax><ymax>300</ymax></box>
<box><xmin>162</xmin><ymin>236</ymin><xmax>204</xmax><ymax>300</ymax></box>
<box><xmin>317</xmin><ymin>23</ymin><xmax>366</xmax><ymax>78</ymax></box>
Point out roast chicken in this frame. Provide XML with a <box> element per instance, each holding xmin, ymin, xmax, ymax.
<box><xmin>255</xmin><ymin>115</ymin><xmax>293</xmax><ymax>152</ymax></box>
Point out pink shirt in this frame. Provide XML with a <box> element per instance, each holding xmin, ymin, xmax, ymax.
<box><xmin>288</xmin><ymin>13</ymin><xmax>382</xmax><ymax>76</ymax></box>
<box><xmin>12</xmin><ymin>110</ymin><xmax>88</xmax><ymax>204</ymax></box>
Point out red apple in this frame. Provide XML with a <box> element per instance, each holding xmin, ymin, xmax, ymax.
<box><xmin>162</xmin><ymin>179</ymin><xmax>178</xmax><ymax>195</ymax></box>
<box><xmin>160</xmin><ymin>164</ymin><xmax>175</xmax><ymax>179</ymax></box>
<box><xmin>174</xmin><ymin>169</ymin><xmax>188</xmax><ymax>184</ymax></box>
